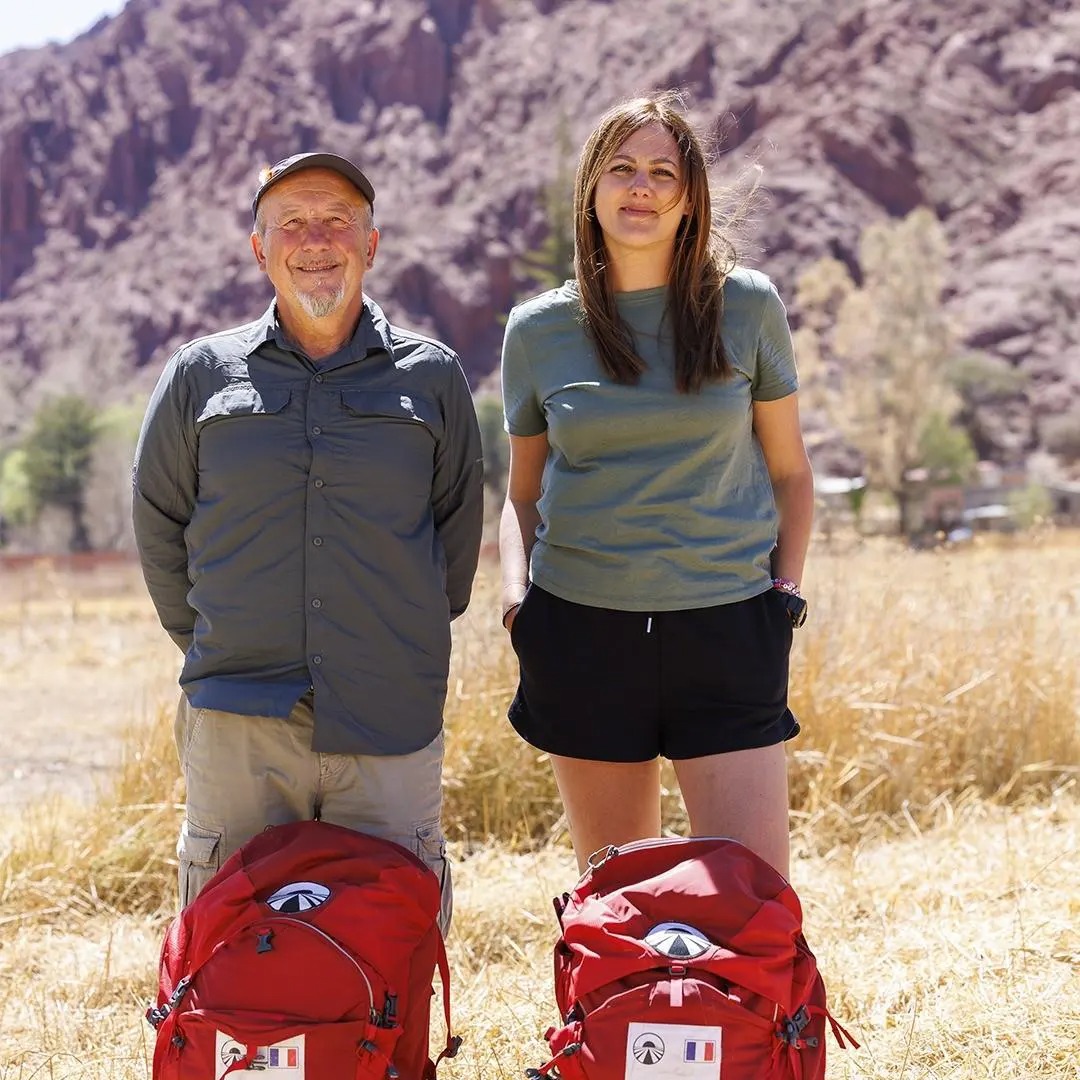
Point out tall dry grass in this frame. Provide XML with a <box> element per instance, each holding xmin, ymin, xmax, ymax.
<box><xmin>2</xmin><ymin>536</ymin><xmax>1078</xmax><ymax>920</ymax></box>
<box><xmin>443</xmin><ymin>535</ymin><xmax>1080</xmax><ymax>853</ymax></box>
<box><xmin>0</xmin><ymin>536</ymin><xmax>1077</xmax><ymax>1077</ymax></box>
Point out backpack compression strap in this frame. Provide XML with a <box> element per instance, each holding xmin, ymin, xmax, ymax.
<box><xmin>426</xmin><ymin>933</ymin><xmax>462</xmax><ymax>1078</ymax></box>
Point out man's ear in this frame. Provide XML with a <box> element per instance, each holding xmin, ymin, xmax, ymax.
<box><xmin>366</xmin><ymin>225</ymin><xmax>380</xmax><ymax>270</ymax></box>
<box><xmin>251</xmin><ymin>230</ymin><xmax>267</xmax><ymax>272</ymax></box>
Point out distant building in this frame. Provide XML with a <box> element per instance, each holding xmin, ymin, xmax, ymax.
<box><xmin>1047</xmin><ymin>480</ymin><xmax>1080</xmax><ymax>524</ymax></box>
<box><xmin>814</xmin><ymin>464</ymin><xmax>1077</xmax><ymax>541</ymax></box>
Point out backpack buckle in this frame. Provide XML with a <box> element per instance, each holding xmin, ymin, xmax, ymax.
<box><xmin>146</xmin><ymin>975</ymin><xmax>192</xmax><ymax>1029</ymax></box>
<box><xmin>779</xmin><ymin>1006</ymin><xmax>811</xmax><ymax>1046</ymax></box>
<box><xmin>380</xmin><ymin>993</ymin><xmax>398</xmax><ymax>1027</ymax></box>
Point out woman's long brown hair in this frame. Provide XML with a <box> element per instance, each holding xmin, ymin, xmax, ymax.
<box><xmin>574</xmin><ymin>91</ymin><xmax>737</xmax><ymax>393</ymax></box>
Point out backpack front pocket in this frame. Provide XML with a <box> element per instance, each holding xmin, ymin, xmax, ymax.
<box><xmin>157</xmin><ymin>1011</ymin><xmax>400</xmax><ymax>1080</ymax></box>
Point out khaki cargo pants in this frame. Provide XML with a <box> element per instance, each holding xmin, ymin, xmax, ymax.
<box><xmin>173</xmin><ymin>693</ymin><xmax>452</xmax><ymax>935</ymax></box>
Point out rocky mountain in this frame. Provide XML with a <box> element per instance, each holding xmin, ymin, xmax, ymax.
<box><xmin>1</xmin><ymin>0</ymin><xmax>1077</xmax><ymax>471</ymax></box>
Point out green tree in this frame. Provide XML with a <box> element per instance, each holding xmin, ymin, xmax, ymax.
<box><xmin>918</xmin><ymin>411</ymin><xmax>977</xmax><ymax>484</ymax></box>
<box><xmin>949</xmin><ymin>352</ymin><xmax>1027</xmax><ymax>402</ymax></box>
<box><xmin>84</xmin><ymin>398</ymin><xmax>147</xmax><ymax>550</ymax></box>
<box><xmin>21</xmin><ymin>395</ymin><xmax>101</xmax><ymax>551</ymax></box>
<box><xmin>796</xmin><ymin>209</ymin><xmax>966</xmax><ymax>537</ymax></box>
<box><xmin>0</xmin><ymin>448</ymin><xmax>35</xmax><ymax>532</ymax></box>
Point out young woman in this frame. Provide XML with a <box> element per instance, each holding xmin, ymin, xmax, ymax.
<box><xmin>499</xmin><ymin>92</ymin><xmax>814</xmax><ymax>876</ymax></box>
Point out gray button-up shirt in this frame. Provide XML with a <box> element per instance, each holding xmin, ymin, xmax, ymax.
<box><xmin>132</xmin><ymin>298</ymin><xmax>484</xmax><ymax>755</ymax></box>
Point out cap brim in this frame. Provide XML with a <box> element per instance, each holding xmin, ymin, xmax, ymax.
<box><xmin>252</xmin><ymin>153</ymin><xmax>376</xmax><ymax>218</ymax></box>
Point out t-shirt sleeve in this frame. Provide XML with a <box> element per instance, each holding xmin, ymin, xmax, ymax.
<box><xmin>751</xmin><ymin>280</ymin><xmax>800</xmax><ymax>401</ymax></box>
<box><xmin>500</xmin><ymin>308</ymin><xmax>547</xmax><ymax>436</ymax></box>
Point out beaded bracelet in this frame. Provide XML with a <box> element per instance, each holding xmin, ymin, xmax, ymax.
<box><xmin>771</xmin><ymin>576</ymin><xmax>802</xmax><ymax>597</ymax></box>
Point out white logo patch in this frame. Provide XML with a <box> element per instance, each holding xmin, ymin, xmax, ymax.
<box><xmin>264</xmin><ymin>881</ymin><xmax>331</xmax><ymax>913</ymax></box>
<box><xmin>215</xmin><ymin>1032</ymin><xmax>306</xmax><ymax>1076</ymax></box>
<box><xmin>625</xmin><ymin>1024</ymin><xmax>722</xmax><ymax>1079</ymax></box>
<box><xmin>643</xmin><ymin>922</ymin><xmax>712</xmax><ymax>960</ymax></box>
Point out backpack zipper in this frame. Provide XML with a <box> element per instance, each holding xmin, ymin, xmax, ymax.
<box><xmin>259</xmin><ymin>916</ymin><xmax>379</xmax><ymax>1021</ymax></box>
<box><xmin>583</xmin><ymin>836</ymin><xmax>793</xmax><ymax>886</ymax></box>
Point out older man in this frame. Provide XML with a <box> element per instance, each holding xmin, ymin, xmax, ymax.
<box><xmin>133</xmin><ymin>153</ymin><xmax>483</xmax><ymax>931</ymax></box>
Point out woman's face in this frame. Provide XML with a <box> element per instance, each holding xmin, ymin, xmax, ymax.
<box><xmin>592</xmin><ymin>121</ymin><xmax>688</xmax><ymax>264</ymax></box>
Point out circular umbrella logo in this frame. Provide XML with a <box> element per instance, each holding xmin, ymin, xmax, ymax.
<box><xmin>265</xmin><ymin>881</ymin><xmax>331</xmax><ymax>913</ymax></box>
<box><xmin>644</xmin><ymin>921</ymin><xmax>712</xmax><ymax>960</ymax></box>
<box><xmin>220</xmin><ymin>1039</ymin><xmax>247</xmax><ymax>1067</ymax></box>
<box><xmin>632</xmin><ymin>1033</ymin><xmax>665</xmax><ymax>1065</ymax></box>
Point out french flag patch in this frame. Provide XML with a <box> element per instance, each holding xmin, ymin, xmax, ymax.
<box><xmin>683</xmin><ymin>1039</ymin><xmax>716</xmax><ymax>1063</ymax></box>
<box><xmin>268</xmin><ymin>1047</ymin><xmax>300</xmax><ymax>1068</ymax></box>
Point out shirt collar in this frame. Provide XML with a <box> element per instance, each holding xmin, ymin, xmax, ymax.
<box><xmin>242</xmin><ymin>296</ymin><xmax>394</xmax><ymax>363</ymax></box>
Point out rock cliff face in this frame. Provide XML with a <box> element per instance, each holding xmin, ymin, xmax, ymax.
<box><xmin>0</xmin><ymin>0</ymin><xmax>1076</xmax><ymax>468</ymax></box>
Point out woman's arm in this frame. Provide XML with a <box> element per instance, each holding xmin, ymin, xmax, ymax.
<box><xmin>499</xmin><ymin>432</ymin><xmax>550</xmax><ymax>629</ymax></box>
<box><xmin>752</xmin><ymin>393</ymin><xmax>814</xmax><ymax>587</ymax></box>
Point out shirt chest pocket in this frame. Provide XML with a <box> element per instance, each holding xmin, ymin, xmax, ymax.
<box><xmin>197</xmin><ymin>383</ymin><xmax>292</xmax><ymax>423</ymax></box>
<box><xmin>334</xmin><ymin>389</ymin><xmax>441</xmax><ymax>495</ymax></box>
<box><xmin>195</xmin><ymin>384</ymin><xmax>297</xmax><ymax>487</ymax></box>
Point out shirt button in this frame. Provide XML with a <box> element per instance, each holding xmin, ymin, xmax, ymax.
<box><xmin>311</xmin><ymin>598</ymin><xmax>322</xmax><ymax>609</ymax></box>
<box><xmin>312</xmin><ymin>654</ymin><xmax>323</xmax><ymax>665</ymax></box>
<box><xmin>313</xmin><ymin>478</ymin><xmax>325</xmax><ymax>489</ymax></box>
<box><xmin>311</xmin><ymin>425</ymin><xmax>322</xmax><ymax>436</ymax></box>
<box><xmin>312</xmin><ymin>537</ymin><xmax>323</xmax><ymax>547</ymax></box>
<box><xmin>314</xmin><ymin>374</ymin><xmax>324</xmax><ymax>383</ymax></box>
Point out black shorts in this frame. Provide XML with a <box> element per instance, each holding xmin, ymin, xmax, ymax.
<box><xmin>508</xmin><ymin>585</ymin><xmax>799</xmax><ymax>762</ymax></box>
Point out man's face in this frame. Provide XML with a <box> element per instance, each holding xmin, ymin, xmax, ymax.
<box><xmin>250</xmin><ymin>168</ymin><xmax>378</xmax><ymax>320</ymax></box>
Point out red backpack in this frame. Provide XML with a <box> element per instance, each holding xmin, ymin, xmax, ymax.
<box><xmin>529</xmin><ymin>837</ymin><xmax>856</xmax><ymax>1080</ymax></box>
<box><xmin>146</xmin><ymin>820</ymin><xmax>460</xmax><ymax>1080</ymax></box>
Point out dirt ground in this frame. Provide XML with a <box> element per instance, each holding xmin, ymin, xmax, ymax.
<box><xmin>0</xmin><ymin>558</ymin><xmax>179</xmax><ymax>811</ymax></box>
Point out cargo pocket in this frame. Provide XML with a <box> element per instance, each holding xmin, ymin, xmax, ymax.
<box><xmin>177</xmin><ymin>820</ymin><xmax>222</xmax><ymax>909</ymax></box>
<box><xmin>172</xmin><ymin>700</ymin><xmax>206</xmax><ymax>770</ymax></box>
<box><xmin>415</xmin><ymin>818</ymin><xmax>453</xmax><ymax>938</ymax></box>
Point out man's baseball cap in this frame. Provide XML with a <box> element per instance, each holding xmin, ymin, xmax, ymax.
<box><xmin>251</xmin><ymin>152</ymin><xmax>376</xmax><ymax>219</ymax></box>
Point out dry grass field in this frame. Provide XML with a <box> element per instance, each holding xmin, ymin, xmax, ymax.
<box><xmin>0</xmin><ymin>535</ymin><xmax>1077</xmax><ymax>1079</ymax></box>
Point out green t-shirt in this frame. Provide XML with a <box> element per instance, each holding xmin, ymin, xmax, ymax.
<box><xmin>501</xmin><ymin>267</ymin><xmax>799</xmax><ymax>610</ymax></box>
